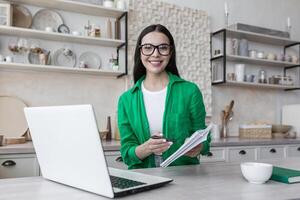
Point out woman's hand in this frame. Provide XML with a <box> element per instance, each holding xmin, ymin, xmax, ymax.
<box><xmin>135</xmin><ymin>133</ymin><xmax>172</xmax><ymax>160</ymax></box>
<box><xmin>185</xmin><ymin>143</ymin><xmax>203</xmax><ymax>157</ymax></box>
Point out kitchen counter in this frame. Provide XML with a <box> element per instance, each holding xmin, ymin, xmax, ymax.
<box><xmin>0</xmin><ymin>158</ymin><xmax>299</xmax><ymax>200</ymax></box>
<box><xmin>1</xmin><ymin>137</ymin><xmax>300</xmax><ymax>154</ymax></box>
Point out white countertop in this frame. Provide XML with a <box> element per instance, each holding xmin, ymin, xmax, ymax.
<box><xmin>0</xmin><ymin>158</ymin><xmax>299</xmax><ymax>200</ymax></box>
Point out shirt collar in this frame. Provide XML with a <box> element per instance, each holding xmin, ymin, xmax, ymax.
<box><xmin>130</xmin><ymin>71</ymin><xmax>184</xmax><ymax>93</ymax></box>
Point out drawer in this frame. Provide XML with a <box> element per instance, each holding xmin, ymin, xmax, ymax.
<box><xmin>287</xmin><ymin>145</ymin><xmax>300</xmax><ymax>158</ymax></box>
<box><xmin>259</xmin><ymin>146</ymin><xmax>285</xmax><ymax>160</ymax></box>
<box><xmin>0</xmin><ymin>154</ymin><xmax>39</xmax><ymax>178</ymax></box>
<box><xmin>104</xmin><ymin>151</ymin><xmax>127</xmax><ymax>169</ymax></box>
<box><xmin>200</xmin><ymin>148</ymin><xmax>226</xmax><ymax>162</ymax></box>
<box><xmin>228</xmin><ymin>147</ymin><xmax>256</xmax><ymax>162</ymax></box>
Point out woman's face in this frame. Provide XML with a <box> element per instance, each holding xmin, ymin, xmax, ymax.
<box><xmin>140</xmin><ymin>31</ymin><xmax>171</xmax><ymax>75</ymax></box>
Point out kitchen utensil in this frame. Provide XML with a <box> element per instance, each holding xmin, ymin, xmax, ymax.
<box><xmin>79</xmin><ymin>51</ymin><xmax>101</xmax><ymax>69</ymax></box>
<box><xmin>53</xmin><ymin>48</ymin><xmax>76</xmax><ymax>67</ymax></box>
<box><xmin>235</xmin><ymin>64</ymin><xmax>245</xmax><ymax>82</ymax></box>
<box><xmin>240</xmin><ymin>162</ymin><xmax>273</xmax><ymax>184</ymax></box>
<box><xmin>32</xmin><ymin>9</ymin><xmax>63</xmax><ymax>31</ymax></box>
<box><xmin>12</xmin><ymin>4</ymin><xmax>32</xmax><ymax>28</ymax></box>
<box><xmin>0</xmin><ymin>96</ymin><xmax>28</xmax><ymax>138</ymax></box>
<box><xmin>232</xmin><ymin>38</ymin><xmax>239</xmax><ymax>55</ymax></box>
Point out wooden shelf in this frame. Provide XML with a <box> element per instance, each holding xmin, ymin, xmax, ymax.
<box><xmin>0</xmin><ymin>26</ymin><xmax>125</xmax><ymax>47</ymax></box>
<box><xmin>0</xmin><ymin>62</ymin><xmax>124</xmax><ymax>76</ymax></box>
<box><xmin>9</xmin><ymin>0</ymin><xmax>127</xmax><ymax>18</ymax></box>
<box><xmin>215</xmin><ymin>80</ymin><xmax>300</xmax><ymax>90</ymax></box>
<box><xmin>225</xmin><ymin>29</ymin><xmax>299</xmax><ymax>46</ymax></box>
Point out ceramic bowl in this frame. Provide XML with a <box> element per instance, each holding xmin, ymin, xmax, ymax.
<box><xmin>240</xmin><ymin>162</ymin><xmax>273</xmax><ymax>184</ymax></box>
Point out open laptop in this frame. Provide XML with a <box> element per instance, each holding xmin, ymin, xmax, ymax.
<box><xmin>24</xmin><ymin>104</ymin><xmax>172</xmax><ymax>198</ymax></box>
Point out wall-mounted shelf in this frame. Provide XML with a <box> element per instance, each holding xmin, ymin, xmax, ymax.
<box><xmin>0</xmin><ymin>25</ymin><xmax>125</xmax><ymax>47</ymax></box>
<box><xmin>211</xmin><ymin>28</ymin><xmax>300</xmax><ymax>91</ymax></box>
<box><xmin>8</xmin><ymin>0</ymin><xmax>127</xmax><ymax>18</ymax></box>
<box><xmin>211</xmin><ymin>54</ymin><xmax>299</xmax><ymax>67</ymax></box>
<box><xmin>0</xmin><ymin>62</ymin><xmax>124</xmax><ymax>76</ymax></box>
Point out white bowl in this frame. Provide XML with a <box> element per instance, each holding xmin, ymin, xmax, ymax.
<box><xmin>240</xmin><ymin>162</ymin><xmax>273</xmax><ymax>184</ymax></box>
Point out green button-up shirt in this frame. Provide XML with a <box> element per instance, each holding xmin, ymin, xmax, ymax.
<box><xmin>118</xmin><ymin>72</ymin><xmax>211</xmax><ymax>169</ymax></box>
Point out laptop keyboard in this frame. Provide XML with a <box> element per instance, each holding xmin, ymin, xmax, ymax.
<box><xmin>110</xmin><ymin>175</ymin><xmax>146</xmax><ymax>189</ymax></box>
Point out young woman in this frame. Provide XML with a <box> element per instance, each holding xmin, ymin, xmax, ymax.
<box><xmin>118</xmin><ymin>24</ymin><xmax>210</xmax><ymax>169</ymax></box>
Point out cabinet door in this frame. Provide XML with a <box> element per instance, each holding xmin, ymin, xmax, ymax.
<box><xmin>228</xmin><ymin>147</ymin><xmax>256</xmax><ymax>162</ymax></box>
<box><xmin>259</xmin><ymin>146</ymin><xmax>285</xmax><ymax>160</ymax></box>
<box><xmin>200</xmin><ymin>148</ymin><xmax>226</xmax><ymax>162</ymax></box>
<box><xmin>104</xmin><ymin>151</ymin><xmax>127</xmax><ymax>169</ymax></box>
<box><xmin>0</xmin><ymin>154</ymin><xmax>39</xmax><ymax>179</ymax></box>
<box><xmin>287</xmin><ymin>145</ymin><xmax>300</xmax><ymax>158</ymax></box>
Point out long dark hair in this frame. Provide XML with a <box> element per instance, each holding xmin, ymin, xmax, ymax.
<box><xmin>133</xmin><ymin>24</ymin><xmax>179</xmax><ymax>83</ymax></box>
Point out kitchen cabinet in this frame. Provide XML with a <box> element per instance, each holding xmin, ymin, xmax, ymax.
<box><xmin>210</xmin><ymin>28</ymin><xmax>300</xmax><ymax>90</ymax></box>
<box><xmin>201</xmin><ymin>144</ymin><xmax>300</xmax><ymax>163</ymax></box>
<box><xmin>0</xmin><ymin>0</ymin><xmax>128</xmax><ymax>77</ymax></box>
<box><xmin>0</xmin><ymin>154</ymin><xmax>39</xmax><ymax>178</ymax></box>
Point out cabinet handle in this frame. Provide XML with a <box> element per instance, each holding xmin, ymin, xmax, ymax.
<box><xmin>2</xmin><ymin>160</ymin><xmax>16</xmax><ymax>167</ymax></box>
<box><xmin>297</xmin><ymin>147</ymin><xmax>300</xmax><ymax>151</ymax></box>
<box><xmin>270</xmin><ymin>148</ymin><xmax>277</xmax><ymax>153</ymax></box>
<box><xmin>207</xmin><ymin>152</ymin><xmax>213</xmax><ymax>157</ymax></box>
<box><xmin>115</xmin><ymin>156</ymin><xmax>123</xmax><ymax>162</ymax></box>
<box><xmin>239</xmin><ymin>150</ymin><xmax>246</xmax><ymax>155</ymax></box>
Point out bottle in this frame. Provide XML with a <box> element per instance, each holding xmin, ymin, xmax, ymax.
<box><xmin>106</xmin><ymin>116</ymin><xmax>112</xmax><ymax>141</ymax></box>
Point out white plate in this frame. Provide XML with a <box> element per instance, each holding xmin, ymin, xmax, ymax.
<box><xmin>79</xmin><ymin>52</ymin><xmax>101</xmax><ymax>69</ymax></box>
<box><xmin>53</xmin><ymin>48</ymin><xmax>76</xmax><ymax>67</ymax></box>
<box><xmin>0</xmin><ymin>96</ymin><xmax>28</xmax><ymax>138</ymax></box>
<box><xmin>32</xmin><ymin>9</ymin><xmax>63</xmax><ymax>31</ymax></box>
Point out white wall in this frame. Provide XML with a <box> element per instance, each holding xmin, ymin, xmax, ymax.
<box><xmin>160</xmin><ymin>0</ymin><xmax>300</xmax><ymax>135</ymax></box>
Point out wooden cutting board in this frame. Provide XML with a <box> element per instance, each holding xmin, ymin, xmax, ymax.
<box><xmin>0</xmin><ymin>96</ymin><xmax>28</xmax><ymax>139</ymax></box>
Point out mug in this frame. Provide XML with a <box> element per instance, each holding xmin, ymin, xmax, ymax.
<box><xmin>291</xmin><ymin>55</ymin><xmax>299</xmax><ymax>64</ymax></box>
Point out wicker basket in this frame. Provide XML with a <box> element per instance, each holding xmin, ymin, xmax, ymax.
<box><xmin>239</xmin><ymin>125</ymin><xmax>272</xmax><ymax>139</ymax></box>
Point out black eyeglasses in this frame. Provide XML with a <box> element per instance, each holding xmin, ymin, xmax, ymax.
<box><xmin>139</xmin><ymin>43</ymin><xmax>172</xmax><ymax>56</ymax></box>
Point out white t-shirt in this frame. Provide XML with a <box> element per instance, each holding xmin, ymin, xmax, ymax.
<box><xmin>141</xmin><ymin>81</ymin><xmax>167</xmax><ymax>135</ymax></box>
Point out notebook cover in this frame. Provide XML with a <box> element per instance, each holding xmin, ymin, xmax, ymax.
<box><xmin>271</xmin><ymin>166</ymin><xmax>300</xmax><ymax>184</ymax></box>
